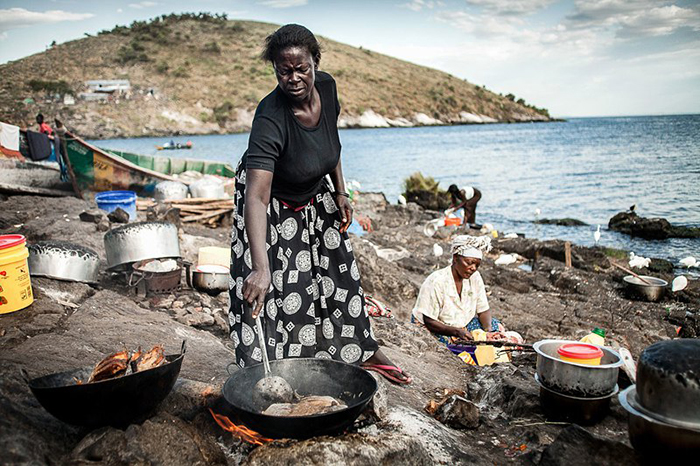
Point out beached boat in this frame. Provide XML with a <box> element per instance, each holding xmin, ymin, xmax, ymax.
<box><xmin>64</xmin><ymin>132</ymin><xmax>234</xmax><ymax>194</ymax></box>
<box><xmin>156</xmin><ymin>143</ymin><xmax>193</xmax><ymax>151</ymax></box>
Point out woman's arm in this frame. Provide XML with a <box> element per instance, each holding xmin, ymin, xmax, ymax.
<box><xmin>242</xmin><ymin>168</ymin><xmax>273</xmax><ymax>318</ymax></box>
<box><xmin>423</xmin><ymin>315</ymin><xmax>472</xmax><ymax>340</ymax></box>
<box><xmin>477</xmin><ymin>309</ymin><xmax>493</xmax><ymax>332</ymax></box>
<box><xmin>329</xmin><ymin>158</ymin><xmax>353</xmax><ymax>233</ymax></box>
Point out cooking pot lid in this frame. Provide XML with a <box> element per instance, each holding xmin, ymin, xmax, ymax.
<box><xmin>558</xmin><ymin>343</ymin><xmax>604</xmax><ymax>359</ymax></box>
<box><xmin>0</xmin><ymin>234</ymin><xmax>26</xmax><ymax>250</ymax></box>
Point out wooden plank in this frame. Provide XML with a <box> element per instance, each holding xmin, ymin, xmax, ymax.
<box><xmin>564</xmin><ymin>241</ymin><xmax>572</xmax><ymax>268</ymax></box>
<box><xmin>0</xmin><ymin>182</ymin><xmax>74</xmax><ymax>197</ymax></box>
<box><xmin>181</xmin><ymin>208</ymin><xmax>232</xmax><ymax>223</ymax></box>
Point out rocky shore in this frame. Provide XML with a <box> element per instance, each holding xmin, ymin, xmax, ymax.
<box><xmin>0</xmin><ymin>191</ymin><xmax>697</xmax><ymax>465</ymax></box>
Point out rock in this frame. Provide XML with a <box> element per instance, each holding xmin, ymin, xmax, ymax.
<box><xmin>607</xmin><ymin>211</ymin><xmax>700</xmax><ymax>240</ymax></box>
<box><xmin>96</xmin><ymin>218</ymin><xmax>110</xmax><ymax>232</ymax></box>
<box><xmin>534</xmin><ymin>218</ymin><xmax>587</xmax><ymax>226</ymax></box>
<box><xmin>539</xmin><ymin>425</ymin><xmax>639</xmax><ymax>465</ymax></box>
<box><xmin>69</xmin><ymin>413</ymin><xmax>227</xmax><ymax>465</ymax></box>
<box><xmin>212</xmin><ymin>310</ymin><xmax>229</xmax><ymax>334</ymax></box>
<box><xmin>79</xmin><ymin>209</ymin><xmax>104</xmax><ymax>224</ymax></box>
<box><xmin>178</xmin><ymin>311</ymin><xmax>215</xmax><ymax>328</ymax></box>
<box><xmin>434</xmin><ymin>395</ymin><xmax>480</xmax><ymax>429</ymax></box>
<box><xmin>245</xmin><ymin>431</ymin><xmax>433</xmax><ymax>466</ymax></box>
<box><xmin>107</xmin><ymin>207</ymin><xmax>130</xmax><ymax>224</ymax></box>
<box><xmin>647</xmin><ymin>258</ymin><xmax>674</xmax><ymax>275</ymax></box>
<box><xmin>361</xmin><ymin>372</ymin><xmax>389</xmax><ymax>422</ymax></box>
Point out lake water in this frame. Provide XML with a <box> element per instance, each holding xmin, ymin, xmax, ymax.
<box><xmin>91</xmin><ymin>114</ymin><xmax>700</xmax><ymax>267</ymax></box>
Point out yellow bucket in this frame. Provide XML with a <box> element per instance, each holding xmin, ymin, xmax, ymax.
<box><xmin>0</xmin><ymin>235</ymin><xmax>33</xmax><ymax>314</ymax></box>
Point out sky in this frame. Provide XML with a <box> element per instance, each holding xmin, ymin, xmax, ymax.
<box><xmin>0</xmin><ymin>0</ymin><xmax>699</xmax><ymax>117</ymax></box>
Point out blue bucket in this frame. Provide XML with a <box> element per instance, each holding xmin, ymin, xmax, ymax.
<box><xmin>95</xmin><ymin>191</ymin><xmax>137</xmax><ymax>221</ymax></box>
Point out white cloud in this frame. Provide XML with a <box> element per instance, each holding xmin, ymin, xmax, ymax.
<box><xmin>128</xmin><ymin>1</ymin><xmax>159</xmax><ymax>9</ymax></box>
<box><xmin>401</xmin><ymin>0</ymin><xmax>438</xmax><ymax>12</ymax></box>
<box><xmin>465</xmin><ymin>0</ymin><xmax>556</xmax><ymax>16</ymax></box>
<box><xmin>257</xmin><ymin>0</ymin><xmax>308</xmax><ymax>8</ymax></box>
<box><xmin>117</xmin><ymin>8</ymin><xmax>123</xmax><ymax>13</ymax></box>
<box><xmin>0</xmin><ymin>8</ymin><xmax>94</xmax><ymax>32</ymax></box>
<box><xmin>617</xmin><ymin>5</ymin><xmax>700</xmax><ymax>38</ymax></box>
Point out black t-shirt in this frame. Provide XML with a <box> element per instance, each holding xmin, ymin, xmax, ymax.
<box><xmin>244</xmin><ymin>71</ymin><xmax>342</xmax><ymax>205</ymax></box>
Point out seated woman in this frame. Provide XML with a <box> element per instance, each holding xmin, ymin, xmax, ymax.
<box><xmin>412</xmin><ymin>235</ymin><xmax>519</xmax><ymax>345</ymax></box>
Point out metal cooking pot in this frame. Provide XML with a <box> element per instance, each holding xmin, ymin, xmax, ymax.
<box><xmin>186</xmin><ymin>264</ymin><xmax>229</xmax><ymax>295</ymax></box>
<box><xmin>154</xmin><ymin>181</ymin><xmax>188</xmax><ymax>201</ymax></box>
<box><xmin>534</xmin><ymin>339</ymin><xmax>622</xmax><ymax>397</ymax></box>
<box><xmin>131</xmin><ymin>259</ymin><xmax>183</xmax><ymax>294</ymax></box>
<box><xmin>104</xmin><ymin>221</ymin><xmax>180</xmax><ymax>271</ymax></box>
<box><xmin>25</xmin><ymin>341</ymin><xmax>186</xmax><ymax>428</ymax></box>
<box><xmin>623</xmin><ymin>275</ymin><xmax>667</xmax><ymax>302</ymax></box>
<box><xmin>635</xmin><ymin>340</ymin><xmax>700</xmax><ymax>428</ymax></box>
<box><xmin>222</xmin><ymin>358</ymin><xmax>377</xmax><ymax>439</ymax></box>
<box><xmin>619</xmin><ymin>386</ymin><xmax>700</xmax><ymax>457</ymax></box>
<box><xmin>535</xmin><ymin>373</ymin><xmax>617</xmax><ymax>425</ymax></box>
<box><xmin>27</xmin><ymin>241</ymin><xmax>100</xmax><ymax>284</ymax></box>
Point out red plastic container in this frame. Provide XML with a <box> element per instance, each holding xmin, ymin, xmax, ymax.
<box><xmin>557</xmin><ymin>343</ymin><xmax>604</xmax><ymax>365</ymax></box>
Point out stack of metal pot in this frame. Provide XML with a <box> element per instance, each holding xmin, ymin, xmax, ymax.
<box><xmin>619</xmin><ymin>340</ymin><xmax>700</xmax><ymax>457</ymax></box>
<box><xmin>533</xmin><ymin>339</ymin><xmax>622</xmax><ymax>425</ymax></box>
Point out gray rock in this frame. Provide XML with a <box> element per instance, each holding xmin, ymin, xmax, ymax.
<box><xmin>539</xmin><ymin>425</ymin><xmax>639</xmax><ymax>465</ymax></box>
<box><xmin>96</xmin><ymin>218</ymin><xmax>110</xmax><ymax>232</ymax></box>
<box><xmin>434</xmin><ymin>395</ymin><xmax>480</xmax><ymax>429</ymax></box>
<box><xmin>245</xmin><ymin>431</ymin><xmax>433</xmax><ymax>466</ymax></box>
<box><xmin>107</xmin><ymin>207</ymin><xmax>131</xmax><ymax>224</ymax></box>
<box><xmin>79</xmin><ymin>209</ymin><xmax>105</xmax><ymax>224</ymax></box>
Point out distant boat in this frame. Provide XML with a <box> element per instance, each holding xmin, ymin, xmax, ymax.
<box><xmin>64</xmin><ymin>131</ymin><xmax>233</xmax><ymax>194</ymax></box>
<box><xmin>156</xmin><ymin>142</ymin><xmax>193</xmax><ymax>151</ymax></box>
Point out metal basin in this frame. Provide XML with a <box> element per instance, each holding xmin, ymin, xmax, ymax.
<box><xmin>636</xmin><ymin>340</ymin><xmax>700</xmax><ymax>427</ymax></box>
<box><xmin>534</xmin><ymin>339</ymin><xmax>622</xmax><ymax>397</ymax></box>
<box><xmin>191</xmin><ymin>270</ymin><xmax>229</xmax><ymax>295</ymax></box>
<box><xmin>27</xmin><ymin>241</ymin><xmax>100</xmax><ymax>284</ymax></box>
<box><xmin>535</xmin><ymin>373</ymin><xmax>617</xmax><ymax>425</ymax></box>
<box><xmin>104</xmin><ymin>221</ymin><xmax>180</xmax><ymax>271</ymax></box>
<box><xmin>623</xmin><ymin>275</ymin><xmax>667</xmax><ymax>302</ymax></box>
<box><xmin>619</xmin><ymin>385</ymin><xmax>700</xmax><ymax>457</ymax></box>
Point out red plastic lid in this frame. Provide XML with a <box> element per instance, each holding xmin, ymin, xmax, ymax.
<box><xmin>558</xmin><ymin>343</ymin><xmax>604</xmax><ymax>359</ymax></box>
<box><xmin>0</xmin><ymin>234</ymin><xmax>25</xmax><ymax>250</ymax></box>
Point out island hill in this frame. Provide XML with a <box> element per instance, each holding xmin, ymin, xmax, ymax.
<box><xmin>0</xmin><ymin>13</ymin><xmax>551</xmax><ymax>139</ymax></box>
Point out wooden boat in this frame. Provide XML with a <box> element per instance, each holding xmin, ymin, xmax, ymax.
<box><xmin>64</xmin><ymin>132</ymin><xmax>234</xmax><ymax>194</ymax></box>
<box><xmin>156</xmin><ymin>143</ymin><xmax>193</xmax><ymax>151</ymax></box>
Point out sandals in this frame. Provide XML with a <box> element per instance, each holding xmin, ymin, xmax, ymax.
<box><xmin>362</xmin><ymin>364</ymin><xmax>412</xmax><ymax>385</ymax></box>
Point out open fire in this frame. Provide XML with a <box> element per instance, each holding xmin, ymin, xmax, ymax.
<box><xmin>208</xmin><ymin>409</ymin><xmax>273</xmax><ymax>445</ymax></box>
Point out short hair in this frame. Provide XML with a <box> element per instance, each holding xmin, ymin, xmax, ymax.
<box><xmin>448</xmin><ymin>184</ymin><xmax>459</xmax><ymax>193</ymax></box>
<box><xmin>36</xmin><ymin>113</ymin><xmax>44</xmax><ymax>124</ymax></box>
<box><xmin>261</xmin><ymin>24</ymin><xmax>321</xmax><ymax>66</ymax></box>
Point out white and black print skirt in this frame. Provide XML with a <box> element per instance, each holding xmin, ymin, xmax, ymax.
<box><xmin>228</xmin><ymin>168</ymin><xmax>378</xmax><ymax>368</ymax></box>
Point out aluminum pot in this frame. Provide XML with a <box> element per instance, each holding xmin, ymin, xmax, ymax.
<box><xmin>154</xmin><ymin>181</ymin><xmax>188</xmax><ymax>201</ymax></box>
<box><xmin>534</xmin><ymin>339</ymin><xmax>622</xmax><ymax>397</ymax></box>
<box><xmin>619</xmin><ymin>385</ymin><xmax>700</xmax><ymax>457</ymax></box>
<box><xmin>28</xmin><ymin>241</ymin><xmax>100</xmax><ymax>284</ymax></box>
<box><xmin>635</xmin><ymin>340</ymin><xmax>700</xmax><ymax>427</ymax></box>
<box><xmin>187</xmin><ymin>265</ymin><xmax>229</xmax><ymax>295</ymax></box>
<box><xmin>535</xmin><ymin>374</ymin><xmax>617</xmax><ymax>425</ymax></box>
<box><xmin>623</xmin><ymin>275</ymin><xmax>667</xmax><ymax>302</ymax></box>
<box><xmin>104</xmin><ymin>221</ymin><xmax>180</xmax><ymax>271</ymax></box>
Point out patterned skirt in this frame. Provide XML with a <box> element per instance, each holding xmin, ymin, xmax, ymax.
<box><xmin>228</xmin><ymin>167</ymin><xmax>378</xmax><ymax>368</ymax></box>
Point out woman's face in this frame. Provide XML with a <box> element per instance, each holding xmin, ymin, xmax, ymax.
<box><xmin>273</xmin><ymin>46</ymin><xmax>316</xmax><ymax>104</ymax></box>
<box><xmin>453</xmin><ymin>255</ymin><xmax>481</xmax><ymax>280</ymax></box>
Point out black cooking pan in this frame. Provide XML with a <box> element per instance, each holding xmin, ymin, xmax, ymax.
<box><xmin>222</xmin><ymin>358</ymin><xmax>377</xmax><ymax>439</ymax></box>
<box><xmin>24</xmin><ymin>341</ymin><xmax>186</xmax><ymax>428</ymax></box>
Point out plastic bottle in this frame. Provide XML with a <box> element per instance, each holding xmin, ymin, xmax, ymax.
<box><xmin>580</xmin><ymin>327</ymin><xmax>606</xmax><ymax>346</ymax></box>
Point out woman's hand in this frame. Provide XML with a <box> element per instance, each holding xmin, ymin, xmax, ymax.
<box><xmin>336</xmin><ymin>194</ymin><xmax>353</xmax><ymax>233</ymax></box>
<box><xmin>242</xmin><ymin>268</ymin><xmax>271</xmax><ymax>318</ymax></box>
<box><xmin>453</xmin><ymin>327</ymin><xmax>473</xmax><ymax>341</ymax></box>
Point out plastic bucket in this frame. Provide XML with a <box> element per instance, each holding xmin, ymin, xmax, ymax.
<box><xmin>0</xmin><ymin>235</ymin><xmax>33</xmax><ymax>314</ymax></box>
<box><xmin>95</xmin><ymin>190</ymin><xmax>137</xmax><ymax>221</ymax></box>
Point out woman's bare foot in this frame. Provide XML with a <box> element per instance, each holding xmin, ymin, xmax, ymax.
<box><xmin>362</xmin><ymin>349</ymin><xmax>411</xmax><ymax>384</ymax></box>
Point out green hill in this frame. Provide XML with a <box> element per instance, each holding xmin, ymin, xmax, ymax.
<box><xmin>0</xmin><ymin>13</ymin><xmax>551</xmax><ymax>139</ymax></box>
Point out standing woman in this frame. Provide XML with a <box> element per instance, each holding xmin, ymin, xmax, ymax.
<box><xmin>229</xmin><ymin>24</ymin><xmax>410</xmax><ymax>384</ymax></box>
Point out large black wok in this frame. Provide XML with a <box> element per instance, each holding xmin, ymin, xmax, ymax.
<box><xmin>25</xmin><ymin>341</ymin><xmax>186</xmax><ymax>428</ymax></box>
<box><xmin>222</xmin><ymin>358</ymin><xmax>377</xmax><ymax>439</ymax></box>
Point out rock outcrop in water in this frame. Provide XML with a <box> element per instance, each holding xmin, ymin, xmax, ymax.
<box><xmin>608</xmin><ymin>211</ymin><xmax>700</xmax><ymax>239</ymax></box>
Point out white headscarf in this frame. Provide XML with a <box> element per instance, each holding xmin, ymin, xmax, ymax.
<box><xmin>451</xmin><ymin>235</ymin><xmax>492</xmax><ymax>260</ymax></box>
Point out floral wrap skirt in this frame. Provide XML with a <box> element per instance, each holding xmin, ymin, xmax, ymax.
<box><xmin>228</xmin><ymin>168</ymin><xmax>378</xmax><ymax>368</ymax></box>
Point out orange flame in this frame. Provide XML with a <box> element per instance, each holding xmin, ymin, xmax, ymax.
<box><xmin>208</xmin><ymin>408</ymin><xmax>273</xmax><ymax>446</ymax></box>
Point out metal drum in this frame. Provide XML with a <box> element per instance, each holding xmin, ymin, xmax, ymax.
<box><xmin>28</xmin><ymin>241</ymin><xmax>100</xmax><ymax>284</ymax></box>
<box><xmin>104</xmin><ymin>222</ymin><xmax>180</xmax><ymax>271</ymax></box>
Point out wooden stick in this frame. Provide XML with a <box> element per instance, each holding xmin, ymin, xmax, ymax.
<box><xmin>452</xmin><ymin>339</ymin><xmax>533</xmax><ymax>349</ymax></box>
<box><xmin>564</xmin><ymin>241</ymin><xmax>572</xmax><ymax>268</ymax></box>
<box><xmin>163</xmin><ymin>197</ymin><xmax>231</xmax><ymax>204</ymax></box>
<box><xmin>611</xmin><ymin>262</ymin><xmax>653</xmax><ymax>285</ymax></box>
<box><xmin>181</xmin><ymin>208</ymin><xmax>231</xmax><ymax>223</ymax></box>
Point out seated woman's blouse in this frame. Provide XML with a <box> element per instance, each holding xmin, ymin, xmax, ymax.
<box><xmin>412</xmin><ymin>266</ymin><xmax>489</xmax><ymax>328</ymax></box>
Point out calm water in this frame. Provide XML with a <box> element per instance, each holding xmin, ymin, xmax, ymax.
<box><xmin>92</xmin><ymin>115</ymin><xmax>700</xmax><ymax>266</ymax></box>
